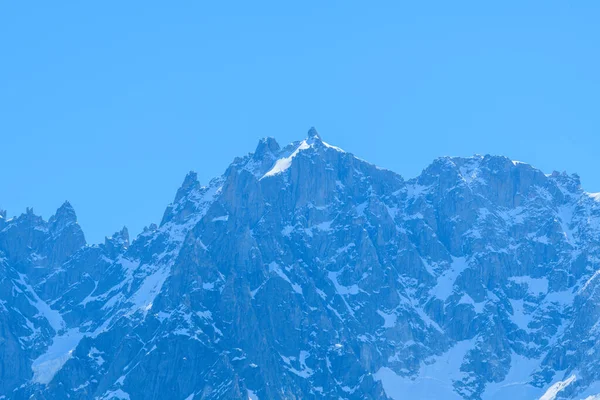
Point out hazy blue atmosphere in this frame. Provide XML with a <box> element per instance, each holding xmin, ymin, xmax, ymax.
<box><xmin>1</xmin><ymin>1</ymin><xmax>599</xmax><ymax>243</ymax></box>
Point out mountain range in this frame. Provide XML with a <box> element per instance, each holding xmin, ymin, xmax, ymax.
<box><xmin>2</xmin><ymin>128</ymin><xmax>600</xmax><ymax>399</ymax></box>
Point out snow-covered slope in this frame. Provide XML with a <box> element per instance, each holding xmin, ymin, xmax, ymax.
<box><xmin>2</xmin><ymin>128</ymin><xmax>600</xmax><ymax>400</ymax></box>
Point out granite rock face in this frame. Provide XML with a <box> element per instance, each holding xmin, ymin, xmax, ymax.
<box><xmin>2</xmin><ymin>129</ymin><xmax>600</xmax><ymax>399</ymax></box>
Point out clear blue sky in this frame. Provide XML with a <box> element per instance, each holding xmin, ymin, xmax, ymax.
<box><xmin>1</xmin><ymin>1</ymin><xmax>599</xmax><ymax>243</ymax></box>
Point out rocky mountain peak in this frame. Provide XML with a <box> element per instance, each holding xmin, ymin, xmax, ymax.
<box><xmin>307</xmin><ymin>126</ymin><xmax>321</xmax><ymax>140</ymax></box>
<box><xmin>174</xmin><ymin>171</ymin><xmax>200</xmax><ymax>203</ymax></box>
<box><xmin>253</xmin><ymin>137</ymin><xmax>280</xmax><ymax>160</ymax></box>
<box><xmin>549</xmin><ymin>170</ymin><xmax>582</xmax><ymax>194</ymax></box>
<box><xmin>112</xmin><ymin>226</ymin><xmax>129</xmax><ymax>246</ymax></box>
<box><xmin>104</xmin><ymin>226</ymin><xmax>130</xmax><ymax>256</ymax></box>
<box><xmin>142</xmin><ymin>223</ymin><xmax>158</xmax><ymax>234</ymax></box>
<box><xmin>49</xmin><ymin>201</ymin><xmax>78</xmax><ymax>229</ymax></box>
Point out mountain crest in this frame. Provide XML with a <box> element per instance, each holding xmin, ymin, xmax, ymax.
<box><xmin>104</xmin><ymin>226</ymin><xmax>130</xmax><ymax>256</ymax></box>
<box><xmin>53</xmin><ymin>200</ymin><xmax>76</xmax><ymax>218</ymax></box>
<box><xmin>254</xmin><ymin>137</ymin><xmax>280</xmax><ymax>160</ymax></box>
<box><xmin>48</xmin><ymin>201</ymin><xmax>79</xmax><ymax>232</ymax></box>
<box><xmin>549</xmin><ymin>170</ymin><xmax>582</xmax><ymax>194</ymax></box>
<box><xmin>174</xmin><ymin>171</ymin><xmax>200</xmax><ymax>203</ymax></box>
<box><xmin>115</xmin><ymin>226</ymin><xmax>130</xmax><ymax>246</ymax></box>
<box><xmin>307</xmin><ymin>126</ymin><xmax>320</xmax><ymax>140</ymax></box>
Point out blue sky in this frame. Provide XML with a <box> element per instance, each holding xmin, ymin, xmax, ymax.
<box><xmin>1</xmin><ymin>1</ymin><xmax>599</xmax><ymax>243</ymax></box>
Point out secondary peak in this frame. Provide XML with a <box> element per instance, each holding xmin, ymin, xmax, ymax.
<box><xmin>307</xmin><ymin>127</ymin><xmax>321</xmax><ymax>140</ymax></box>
